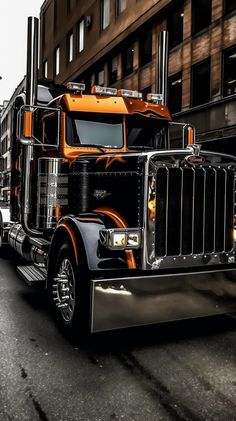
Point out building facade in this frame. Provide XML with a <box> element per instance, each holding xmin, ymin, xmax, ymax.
<box><xmin>0</xmin><ymin>79</ymin><xmax>25</xmax><ymax>202</ymax></box>
<box><xmin>39</xmin><ymin>0</ymin><xmax>236</xmax><ymax>148</ymax></box>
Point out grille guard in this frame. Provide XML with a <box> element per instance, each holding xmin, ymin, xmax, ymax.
<box><xmin>141</xmin><ymin>149</ymin><xmax>236</xmax><ymax>270</ymax></box>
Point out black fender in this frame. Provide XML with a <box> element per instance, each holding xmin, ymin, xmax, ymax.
<box><xmin>47</xmin><ymin>213</ymin><xmax>128</xmax><ymax>275</ymax></box>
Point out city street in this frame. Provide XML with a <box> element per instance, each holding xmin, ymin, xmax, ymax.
<box><xmin>0</xmin><ymin>249</ymin><xmax>235</xmax><ymax>421</ymax></box>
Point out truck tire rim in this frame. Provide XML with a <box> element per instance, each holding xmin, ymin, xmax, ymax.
<box><xmin>52</xmin><ymin>258</ymin><xmax>76</xmax><ymax>322</ymax></box>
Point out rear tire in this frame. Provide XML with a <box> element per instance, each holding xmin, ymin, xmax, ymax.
<box><xmin>48</xmin><ymin>241</ymin><xmax>90</xmax><ymax>341</ymax></box>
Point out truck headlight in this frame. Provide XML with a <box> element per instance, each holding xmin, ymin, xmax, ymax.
<box><xmin>100</xmin><ymin>229</ymin><xmax>142</xmax><ymax>249</ymax></box>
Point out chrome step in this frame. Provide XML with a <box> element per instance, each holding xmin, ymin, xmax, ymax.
<box><xmin>29</xmin><ymin>237</ymin><xmax>50</xmax><ymax>251</ymax></box>
<box><xmin>17</xmin><ymin>265</ymin><xmax>47</xmax><ymax>286</ymax></box>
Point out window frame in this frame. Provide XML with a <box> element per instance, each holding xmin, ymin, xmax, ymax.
<box><xmin>139</xmin><ymin>27</ymin><xmax>152</xmax><ymax>68</ymax></box>
<box><xmin>101</xmin><ymin>0</ymin><xmax>110</xmax><ymax>30</ymax></box>
<box><xmin>98</xmin><ymin>68</ymin><xmax>105</xmax><ymax>86</ymax></box>
<box><xmin>43</xmin><ymin>60</ymin><xmax>48</xmax><ymax>78</ymax></box>
<box><xmin>109</xmin><ymin>55</ymin><xmax>118</xmax><ymax>85</ymax></box>
<box><xmin>122</xmin><ymin>43</ymin><xmax>134</xmax><ymax>78</ymax></box>
<box><xmin>191</xmin><ymin>58</ymin><xmax>211</xmax><ymax>107</ymax></box>
<box><xmin>224</xmin><ymin>0</ymin><xmax>236</xmax><ymax>14</ymax></box>
<box><xmin>117</xmin><ymin>0</ymin><xmax>127</xmax><ymax>16</ymax></box>
<box><xmin>54</xmin><ymin>46</ymin><xmax>60</xmax><ymax>76</ymax></box>
<box><xmin>77</xmin><ymin>19</ymin><xmax>85</xmax><ymax>53</ymax></box>
<box><xmin>222</xmin><ymin>46</ymin><xmax>236</xmax><ymax>97</ymax></box>
<box><xmin>167</xmin><ymin>1</ymin><xmax>184</xmax><ymax>49</ymax></box>
<box><xmin>67</xmin><ymin>32</ymin><xmax>74</xmax><ymax>63</ymax></box>
<box><xmin>192</xmin><ymin>0</ymin><xmax>212</xmax><ymax>35</ymax></box>
<box><xmin>168</xmin><ymin>72</ymin><xmax>183</xmax><ymax>114</ymax></box>
<box><xmin>54</xmin><ymin>0</ymin><xmax>57</xmax><ymax>32</ymax></box>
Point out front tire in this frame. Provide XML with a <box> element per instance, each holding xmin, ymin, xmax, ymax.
<box><xmin>48</xmin><ymin>241</ymin><xmax>89</xmax><ymax>341</ymax></box>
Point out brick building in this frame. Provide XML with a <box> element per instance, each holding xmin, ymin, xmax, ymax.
<box><xmin>0</xmin><ymin>79</ymin><xmax>25</xmax><ymax>202</ymax></box>
<box><xmin>39</xmin><ymin>0</ymin><xmax>236</xmax><ymax>149</ymax></box>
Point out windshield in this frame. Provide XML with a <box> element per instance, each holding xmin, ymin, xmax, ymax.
<box><xmin>66</xmin><ymin>112</ymin><xmax>123</xmax><ymax>148</ymax></box>
<box><xmin>126</xmin><ymin>114</ymin><xmax>166</xmax><ymax>149</ymax></box>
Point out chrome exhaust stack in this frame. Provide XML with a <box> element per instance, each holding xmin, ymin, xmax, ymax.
<box><xmin>21</xmin><ymin>17</ymin><xmax>42</xmax><ymax>237</ymax></box>
<box><xmin>158</xmin><ymin>31</ymin><xmax>169</xmax><ymax>106</ymax></box>
<box><xmin>26</xmin><ymin>17</ymin><xmax>38</xmax><ymax>107</ymax></box>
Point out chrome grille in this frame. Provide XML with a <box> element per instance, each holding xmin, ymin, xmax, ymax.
<box><xmin>155</xmin><ymin>166</ymin><xmax>235</xmax><ymax>257</ymax></box>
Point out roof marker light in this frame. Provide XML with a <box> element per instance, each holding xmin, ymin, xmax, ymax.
<box><xmin>66</xmin><ymin>82</ymin><xmax>86</xmax><ymax>92</ymax></box>
<box><xmin>117</xmin><ymin>89</ymin><xmax>143</xmax><ymax>99</ymax></box>
<box><xmin>91</xmin><ymin>85</ymin><xmax>117</xmax><ymax>96</ymax></box>
<box><xmin>147</xmin><ymin>93</ymin><xmax>164</xmax><ymax>104</ymax></box>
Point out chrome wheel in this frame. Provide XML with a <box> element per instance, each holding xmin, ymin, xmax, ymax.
<box><xmin>52</xmin><ymin>258</ymin><xmax>76</xmax><ymax>322</ymax></box>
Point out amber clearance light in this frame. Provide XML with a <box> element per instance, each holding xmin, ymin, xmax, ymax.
<box><xmin>148</xmin><ymin>197</ymin><xmax>156</xmax><ymax>220</ymax></box>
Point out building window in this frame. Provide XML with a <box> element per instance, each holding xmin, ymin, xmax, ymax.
<box><xmin>55</xmin><ymin>46</ymin><xmax>60</xmax><ymax>76</ymax></box>
<box><xmin>117</xmin><ymin>0</ymin><xmax>127</xmax><ymax>15</ymax></box>
<box><xmin>54</xmin><ymin>0</ymin><xmax>57</xmax><ymax>31</ymax></box>
<box><xmin>42</xmin><ymin>13</ymin><xmax>45</xmax><ymax>47</ymax></box>
<box><xmin>168</xmin><ymin>73</ymin><xmax>182</xmax><ymax>113</ymax></box>
<box><xmin>101</xmin><ymin>0</ymin><xmax>110</xmax><ymax>30</ymax></box>
<box><xmin>98</xmin><ymin>69</ymin><xmax>105</xmax><ymax>86</ymax></box>
<box><xmin>192</xmin><ymin>0</ymin><xmax>212</xmax><ymax>35</ymax></box>
<box><xmin>67</xmin><ymin>32</ymin><xmax>73</xmax><ymax>63</ymax></box>
<box><xmin>223</xmin><ymin>47</ymin><xmax>236</xmax><ymax>96</ymax></box>
<box><xmin>43</xmin><ymin>60</ymin><xmax>48</xmax><ymax>78</ymax></box>
<box><xmin>109</xmin><ymin>56</ymin><xmax>118</xmax><ymax>84</ymax></box>
<box><xmin>77</xmin><ymin>74</ymin><xmax>92</xmax><ymax>93</ymax></box>
<box><xmin>224</xmin><ymin>0</ymin><xmax>236</xmax><ymax>14</ymax></box>
<box><xmin>140</xmin><ymin>86</ymin><xmax>152</xmax><ymax>99</ymax></box>
<box><xmin>167</xmin><ymin>1</ymin><xmax>184</xmax><ymax>49</ymax></box>
<box><xmin>191</xmin><ymin>59</ymin><xmax>211</xmax><ymax>107</ymax></box>
<box><xmin>122</xmin><ymin>44</ymin><xmax>134</xmax><ymax>77</ymax></box>
<box><xmin>78</xmin><ymin>20</ymin><xmax>84</xmax><ymax>53</ymax></box>
<box><xmin>67</xmin><ymin>0</ymin><xmax>71</xmax><ymax>14</ymax></box>
<box><xmin>139</xmin><ymin>28</ymin><xmax>152</xmax><ymax>67</ymax></box>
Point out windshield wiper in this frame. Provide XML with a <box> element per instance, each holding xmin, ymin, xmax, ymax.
<box><xmin>128</xmin><ymin>145</ymin><xmax>154</xmax><ymax>150</ymax></box>
<box><xmin>80</xmin><ymin>144</ymin><xmax>106</xmax><ymax>154</ymax></box>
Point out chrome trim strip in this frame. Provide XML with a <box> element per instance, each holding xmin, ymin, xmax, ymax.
<box><xmin>223</xmin><ymin>169</ymin><xmax>227</xmax><ymax>253</ymax></box>
<box><xmin>165</xmin><ymin>167</ymin><xmax>169</xmax><ymax>256</ymax></box>
<box><xmin>141</xmin><ymin>155</ymin><xmax>150</xmax><ymax>269</ymax></box>
<box><xmin>202</xmin><ymin>168</ymin><xmax>206</xmax><ymax>253</ymax></box>
<box><xmin>213</xmin><ymin>168</ymin><xmax>217</xmax><ymax>254</ymax></box>
<box><xmin>191</xmin><ymin>168</ymin><xmax>195</xmax><ymax>254</ymax></box>
<box><xmin>180</xmin><ymin>168</ymin><xmax>184</xmax><ymax>255</ymax></box>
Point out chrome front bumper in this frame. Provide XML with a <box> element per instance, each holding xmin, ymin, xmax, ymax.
<box><xmin>90</xmin><ymin>269</ymin><xmax>236</xmax><ymax>332</ymax></box>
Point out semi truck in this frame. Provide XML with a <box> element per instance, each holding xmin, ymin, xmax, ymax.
<box><xmin>0</xmin><ymin>17</ymin><xmax>236</xmax><ymax>338</ymax></box>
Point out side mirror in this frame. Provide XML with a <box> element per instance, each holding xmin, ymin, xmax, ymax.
<box><xmin>168</xmin><ymin>122</ymin><xmax>196</xmax><ymax>149</ymax></box>
<box><xmin>17</xmin><ymin>104</ymin><xmax>61</xmax><ymax>147</ymax></box>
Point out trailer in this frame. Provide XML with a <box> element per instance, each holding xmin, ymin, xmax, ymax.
<box><xmin>0</xmin><ymin>17</ymin><xmax>236</xmax><ymax>338</ymax></box>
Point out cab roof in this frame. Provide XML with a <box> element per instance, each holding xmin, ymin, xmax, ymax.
<box><xmin>53</xmin><ymin>93</ymin><xmax>172</xmax><ymax>121</ymax></box>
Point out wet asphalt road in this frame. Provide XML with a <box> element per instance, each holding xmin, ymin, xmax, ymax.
<box><xmin>0</xmin><ymin>249</ymin><xmax>235</xmax><ymax>421</ymax></box>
